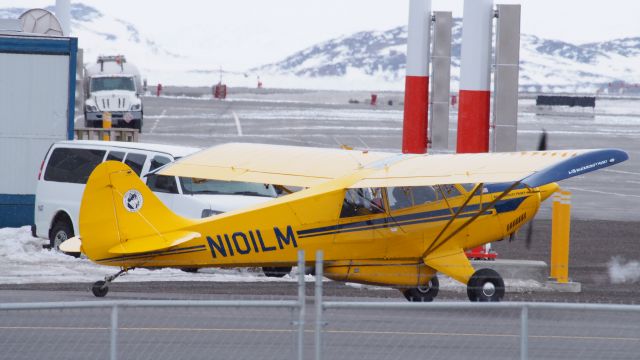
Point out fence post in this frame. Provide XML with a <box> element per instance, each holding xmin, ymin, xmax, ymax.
<box><xmin>315</xmin><ymin>250</ymin><xmax>324</xmax><ymax>360</ymax></box>
<box><xmin>297</xmin><ymin>250</ymin><xmax>305</xmax><ymax>360</ymax></box>
<box><xmin>111</xmin><ymin>304</ymin><xmax>118</xmax><ymax>360</ymax></box>
<box><xmin>520</xmin><ymin>305</ymin><xmax>528</xmax><ymax>360</ymax></box>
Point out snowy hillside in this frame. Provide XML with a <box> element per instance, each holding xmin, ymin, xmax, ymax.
<box><xmin>0</xmin><ymin>3</ymin><xmax>255</xmax><ymax>87</ymax></box>
<box><xmin>258</xmin><ymin>19</ymin><xmax>640</xmax><ymax>92</ymax></box>
<box><xmin>1</xmin><ymin>4</ymin><xmax>639</xmax><ymax>91</ymax></box>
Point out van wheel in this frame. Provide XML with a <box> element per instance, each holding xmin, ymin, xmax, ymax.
<box><xmin>50</xmin><ymin>220</ymin><xmax>78</xmax><ymax>257</ymax></box>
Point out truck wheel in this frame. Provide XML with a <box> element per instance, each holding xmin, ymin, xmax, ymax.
<box><xmin>50</xmin><ymin>220</ymin><xmax>78</xmax><ymax>257</ymax></box>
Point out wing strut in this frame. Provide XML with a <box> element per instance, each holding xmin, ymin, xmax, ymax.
<box><xmin>422</xmin><ymin>180</ymin><xmax>522</xmax><ymax>257</ymax></box>
<box><xmin>423</xmin><ymin>183</ymin><xmax>484</xmax><ymax>256</ymax></box>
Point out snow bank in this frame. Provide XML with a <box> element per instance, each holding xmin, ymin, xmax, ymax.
<box><xmin>0</xmin><ymin>227</ymin><xmax>305</xmax><ymax>284</ymax></box>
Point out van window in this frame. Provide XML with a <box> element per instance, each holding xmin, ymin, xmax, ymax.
<box><xmin>107</xmin><ymin>151</ymin><xmax>125</xmax><ymax>162</ymax></box>
<box><xmin>149</xmin><ymin>155</ymin><xmax>171</xmax><ymax>172</ymax></box>
<box><xmin>124</xmin><ymin>153</ymin><xmax>147</xmax><ymax>176</ymax></box>
<box><xmin>147</xmin><ymin>174</ymin><xmax>179</xmax><ymax>194</ymax></box>
<box><xmin>181</xmin><ymin>178</ymin><xmax>276</xmax><ymax>198</ymax></box>
<box><xmin>44</xmin><ymin>148</ymin><xmax>106</xmax><ymax>184</ymax></box>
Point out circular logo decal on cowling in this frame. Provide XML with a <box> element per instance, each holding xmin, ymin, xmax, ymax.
<box><xmin>123</xmin><ymin>189</ymin><xmax>143</xmax><ymax>212</ymax></box>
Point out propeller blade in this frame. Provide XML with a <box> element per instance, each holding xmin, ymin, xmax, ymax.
<box><xmin>537</xmin><ymin>130</ymin><xmax>548</xmax><ymax>151</ymax></box>
<box><xmin>525</xmin><ymin>220</ymin><xmax>534</xmax><ymax>249</ymax></box>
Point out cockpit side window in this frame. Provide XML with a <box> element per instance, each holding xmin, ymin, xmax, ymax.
<box><xmin>388</xmin><ymin>187</ymin><xmax>413</xmax><ymax>210</ymax></box>
<box><xmin>459</xmin><ymin>183</ymin><xmax>476</xmax><ymax>193</ymax></box>
<box><xmin>437</xmin><ymin>184</ymin><xmax>462</xmax><ymax>198</ymax></box>
<box><xmin>412</xmin><ymin>186</ymin><xmax>439</xmax><ymax>205</ymax></box>
<box><xmin>340</xmin><ymin>188</ymin><xmax>385</xmax><ymax>218</ymax></box>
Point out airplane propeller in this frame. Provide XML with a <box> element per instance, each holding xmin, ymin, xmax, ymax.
<box><xmin>524</xmin><ymin>129</ymin><xmax>548</xmax><ymax>249</ymax></box>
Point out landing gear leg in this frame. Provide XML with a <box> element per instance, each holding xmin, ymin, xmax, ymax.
<box><xmin>92</xmin><ymin>268</ymin><xmax>130</xmax><ymax>297</ymax></box>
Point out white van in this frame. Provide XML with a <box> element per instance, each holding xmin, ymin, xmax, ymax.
<box><xmin>33</xmin><ymin>140</ymin><xmax>278</xmax><ymax>250</ymax></box>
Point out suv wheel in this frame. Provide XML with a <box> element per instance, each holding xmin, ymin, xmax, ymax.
<box><xmin>50</xmin><ymin>220</ymin><xmax>77</xmax><ymax>256</ymax></box>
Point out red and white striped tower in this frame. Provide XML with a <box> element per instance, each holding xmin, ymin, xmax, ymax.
<box><xmin>402</xmin><ymin>0</ymin><xmax>432</xmax><ymax>154</ymax></box>
<box><xmin>458</xmin><ymin>0</ymin><xmax>496</xmax><ymax>259</ymax></box>
<box><xmin>456</xmin><ymin>0</ymin><xmax>493</xmax><ymax>154</ymax></box>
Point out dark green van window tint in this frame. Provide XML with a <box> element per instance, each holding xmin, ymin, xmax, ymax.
<box><xmin>106</xmin><ymin>151</ymin><xmax>125</xmax><ymax>162</ymax></box>
<box><xmin>124</xmin><ymin>153</ymin><xmax>147</xmax><ymax>176</ymax></box>
<box><xmin>44</xmin><ymin>148</ymin><xmax>106</xmax><ymax>184</ymax></box>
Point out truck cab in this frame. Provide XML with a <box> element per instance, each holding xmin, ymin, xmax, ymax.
<box><xmin>84</xmin><ymin>55</ymin><xmax>143</xmax><ymax>132</ymax></box>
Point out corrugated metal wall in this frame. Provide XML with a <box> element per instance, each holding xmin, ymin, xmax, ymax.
<box><xmin>0</xmin><ymin>35</ymin><xmax>76</xmax><ymax>228</ymax></box>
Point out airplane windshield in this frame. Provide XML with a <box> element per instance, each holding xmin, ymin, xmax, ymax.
<box><xmin>180</xmin><ymin>177</ymin><xmax>277</xmax><ymax>198</ymax></box>
<box><xmin>91</xmin><ymin>77</ymin><xmax>135</xmax><ymax>92</ymax></box>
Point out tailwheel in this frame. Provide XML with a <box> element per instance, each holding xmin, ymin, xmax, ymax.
<box><xmin>467</xmin><ymin>268</ymin><xmax>505</xmax><ymax>302</ymax></box>
<box><xmin>92</xmin><ymin>280</ymin><xmax>109</xmax><ymax>297</ymax></box>
<box><xmin>91</xmin><ymin>269</ymin><xmax>130</xmax><ymax>298</ymax></box>
<box><xmin>403</xmin><ymin>275</ymin><xmax>439</xmax><ymax>302</ymax></box>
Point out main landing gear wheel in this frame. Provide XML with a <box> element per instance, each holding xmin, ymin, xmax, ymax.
<box><xmin>403</xmin><ymin>275</ymin><xmax>439</xmax><ymax>302</ymax></box>
<box><xmin>467</xmin><ymin>268</ymin><xmax>505</xmax><ymax>302</ymax></box>
<box><xmin>262</xmin><ymin>266</ymin><xmax>292</xmax><ymax>278</ymax></box>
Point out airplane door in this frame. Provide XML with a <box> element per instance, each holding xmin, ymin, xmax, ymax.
<box><xmin>333</xmin><ymin>188</ymin><xmax>388</xmax><ymax>251</ymax></box>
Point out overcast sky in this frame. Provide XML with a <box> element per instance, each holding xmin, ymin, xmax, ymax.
<box><xmin>2</xmin><ymin>0</ymin><xmax>639</xmax><ymax>69</ymax></box>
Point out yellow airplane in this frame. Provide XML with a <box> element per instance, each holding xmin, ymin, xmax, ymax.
<box><xmin>61</xmin><ymin>143</ymin><xmax>628</xmax><ymax>301</ymax></box>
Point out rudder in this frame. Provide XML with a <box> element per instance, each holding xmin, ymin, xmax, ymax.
<box><xmin>79</xmin><ymin>161</ymin><xmax>196</xmax><ymax>262</ymax></box>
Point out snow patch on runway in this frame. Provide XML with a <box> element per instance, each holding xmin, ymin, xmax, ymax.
<box><xmin>608</xmin><ymin>257</ymin><xmax>640</xmax><ymax>284</ymax></box>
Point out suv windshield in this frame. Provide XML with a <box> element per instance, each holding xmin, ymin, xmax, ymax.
<box><xmin>91</xmin><ymin>77</ymin><xmax>135</xmax><ymax>92</ymax></box>
<box><xmin>180</xmin><ymin>178</ymin><xmax>277</xmax><ymax>198</ymax></box>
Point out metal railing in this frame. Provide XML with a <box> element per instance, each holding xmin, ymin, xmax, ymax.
<box><xmin>74</xmin><ymin>127</ymin><xmax>139</xmax><ymax>142</ymax></box>
<box><xmin>1</xmin><ymin>251</ymin><xmax>640</xmax><ymax>360</ymax></box>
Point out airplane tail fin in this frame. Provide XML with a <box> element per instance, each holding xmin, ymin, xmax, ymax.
<box><xmin>79</xmin><ymin>161</ymin><xmax>199</xmax><ymax>263</ymax></box>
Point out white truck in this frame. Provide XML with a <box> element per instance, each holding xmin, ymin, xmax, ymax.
<box><xmin>83</xmin><ymin>55</ymin><xmax>144</xmax><ymax>132</ymax></box>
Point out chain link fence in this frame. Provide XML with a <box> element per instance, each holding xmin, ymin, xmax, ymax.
<box><xmin>1</xmin><ymin>252</ymin><xmax>640</xmax><ymax>360</ymax></box>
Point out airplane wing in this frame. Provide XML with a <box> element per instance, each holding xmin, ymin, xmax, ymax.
<box><xmin>158</xmin><ymin>143</ymin><xmax>627</xmax><ymax>189</ymax></box>
<box><xmin>157</xmin><ymin>142</ymin><xmax>393</xmax><ymax>187</ymax></box>
<box><xmin>353</xmin><ymin>148</ymin><xmax>628</xmax><ymax>188</ymax></box>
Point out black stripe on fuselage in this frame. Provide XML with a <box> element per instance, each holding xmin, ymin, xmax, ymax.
<box><xmin>96</xmin><ymin>245</ymin><xmax>207</xmax><ymax>262</ymax></box>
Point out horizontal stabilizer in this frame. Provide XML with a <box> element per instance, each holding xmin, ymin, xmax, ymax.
<box><xmin>59</xmin><ymin>236</ymin><xmax>82</xmax><ymax>253</ymax></box>
<box><xmin>108</xmin><ymin>231</ymin><xmax>201</xmax><ymax>254</ymax></box>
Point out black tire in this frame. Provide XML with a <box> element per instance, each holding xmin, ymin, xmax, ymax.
<box><xmin>181</xmin><ymin>268</ymin><xmax>199</xmax><ymax>273</ymax></box>
<box><xmin>49</xmin><ymin>219</ymin><xmax>78</xmax><ymax>256</ymax></box>
<box><xmin>403</xmin><ymin>275</ymin><xmax>439</xmax><ymax>302</ymax></box>
<box><xmin>92</xmin><ymin>281</ymin><xmax>109</xmax><ymax>297</ymax></box>
<box><xmin>467</xmin><ymin>268</ymin><xmax>505</xmax><ymax>302</ymax></box>
<box><xmin>263</xmin><ymin>266</ymin><xmax>292</xmax><ymax>278</ymax></box>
